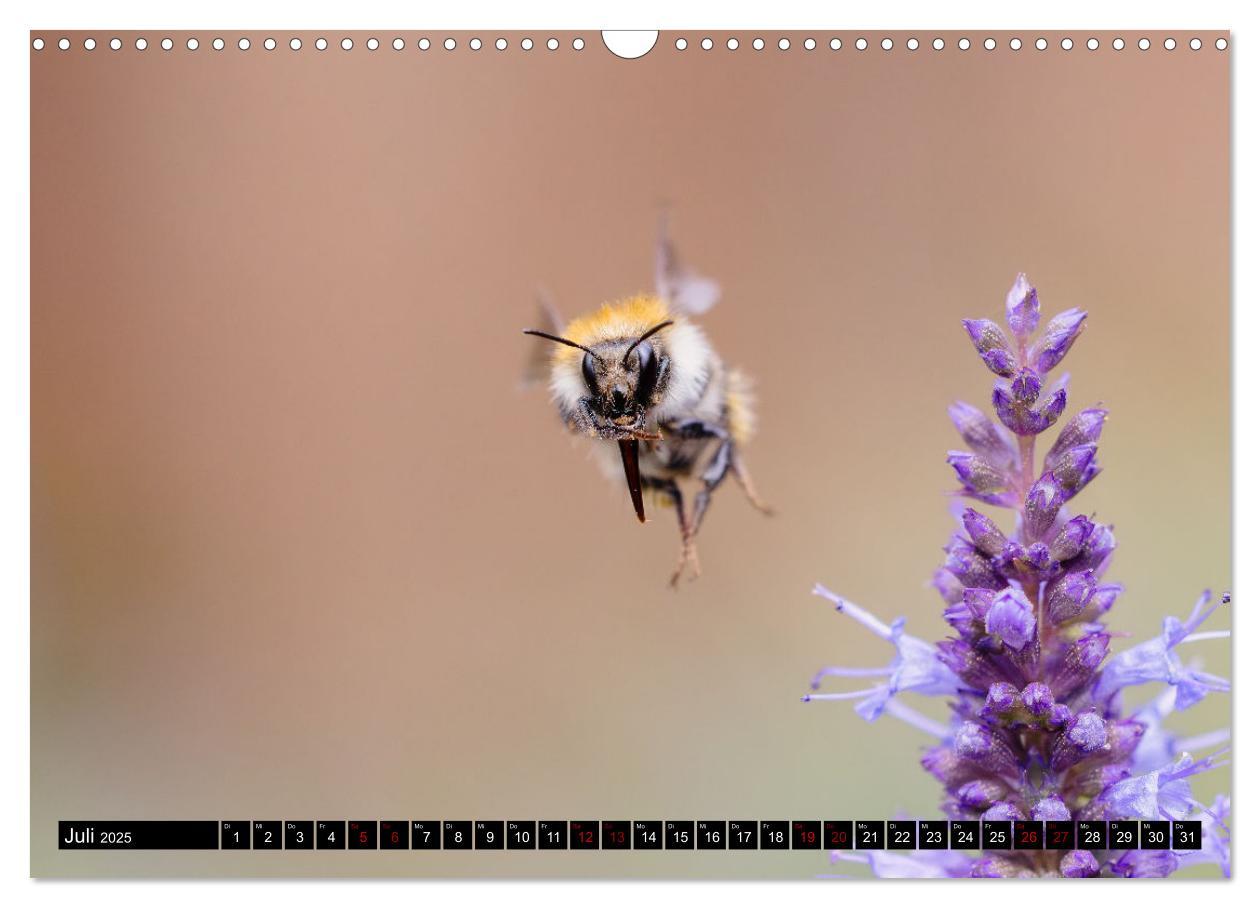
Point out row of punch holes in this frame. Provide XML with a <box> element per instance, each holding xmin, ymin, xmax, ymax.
<box><xmin>32</xmin><ymin>34</ymin><xmax>1230</xmax><ymax>54</ymax></box>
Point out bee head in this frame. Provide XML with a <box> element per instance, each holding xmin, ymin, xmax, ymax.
<box><xmin>524</xmin><ymin>321</ymin><xmax>673</xmax><ymax>437</ymax></box>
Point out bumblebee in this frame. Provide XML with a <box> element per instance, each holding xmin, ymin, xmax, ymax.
<box><xmin>523</xmin><ymin>222</ymin><xmax>771</xmax><ymax>586</ymax></box>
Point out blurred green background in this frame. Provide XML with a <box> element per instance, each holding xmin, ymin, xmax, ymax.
<box><xmin>31</xmin><ymin>30</ymin><xmax>1229</xmax><ymax>877</ymax></box>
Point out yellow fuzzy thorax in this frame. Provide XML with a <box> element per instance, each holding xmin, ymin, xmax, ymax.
<box><xmin>552</xmin><ymin>295</ymin><xmax>673</xmax><ymax>365</ymax></box>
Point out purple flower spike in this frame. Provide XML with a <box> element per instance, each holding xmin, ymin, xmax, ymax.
<box><xmin>804</xmin><ymin>275</ymin><xmax>1229</xmax><ymax>877</ymax></box>
<box><xmin>1032</xmin><ymin>308</ymin><xmax>1088</xmax><ymax>374</ymax></box>
<box><xmin>1060</xmin><ymin>851</ymin><xmax>1100</xmax><ymax>878</ymax></box>
<box><xmin>1005</xmin><ymin>273</ymin><xmax>1040</xmax><ymax>339</ymax></box>
<box><xmin>985</xmin><ymin>588</ymin><xmax>1036</xmax><ymax>650</ymax></box>
<box><xmin>963</xmin><ymin>319</ymin><xmax>1018</xmax><ymax>377</ymax></box>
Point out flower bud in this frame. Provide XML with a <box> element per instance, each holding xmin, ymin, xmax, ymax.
<box><xmin>1046</xmin><ymin>408</ymin><xmax>1107</xmax><ymax>466</ymax></box>
<box><xmin>1020</xmin><ymin>682</ymin><xmax>1054</xmax><ymax>717</ymax></box>
<box><xmin>963</xmin><ymin>319</ymin><xmax>1017</xmax><ymax>377</ymax></box>
<box><xmin>1032</xmin><ymin>308</ymin><xmax>1087</xmax><ymax>374</ymax></box>
<box><xmin>962</xmin><ymin>508</ymin><xmax>1007</xmax><ymax>557</ymax></box>
<box><xmin>949</xmin><ymin>401</ymin><xmax>1018</xmax><ymax>470</ymax></box>
<box><xmin>1049</xmin><ymin>631</ymin><xmax>1110</xmax><ymax>699</ymax></box>
<box><xmin>1046</xmin><ymin>571</ymin><xmax>1096</xmax><ymax>625</ymax></box>
<box><xmin>1047</xmin><ymin>703</ymin><xmax>1073</xmax><ymax>729</ymax></box>
<box><xmin>1010</xmin><ymin>368</ymin><xmax>1041</xmax><ymax>403</ymax></box>
<box><xmin>1023</xmin><ymin>476</ymin><xmax>1065</xmax><ymax>540</ymax></box>
<box><xmin>931</xmin><ymin>567</ymin><xmax>965</xmax><ymax>605</ymax></box>
<box><xmin>1051</xmin><ymin>711</ymin><xmax>1109</xmax><ymax>771</ymax></box>
<box><xmin>1005</xmin><ymin>273</ymin><xmax>1040</xmax><ymax>339</ymax></box>
<box><xmin>1079</xmin><ymin>523</ymin><xmax>1116</xmax><ymax>572</ymax></box>
<box><xmin>1049</xmin><ymin>515</ymin><xmax>1094</xmax><ymax>561</ymax></box>
<box><xmin>982</xmin><ymin>801</ymin><xmax>1026</xmax><ymax>822</ymax></box>
<box><xmin>955</xmin><ymin>721</ymin><xmax>1022</xmax><ymax>779</ymax></box>
<box><xmin>1049</xmin><ymin>444</ymin><xmax>1098</xmax><ymax>497</ymax></box>
<box><xmin>1060</xmin><ymin>850</ymin><xmax>1100</xmax><ymax>878</ymax></box>
<box><xmin>985</xmin><ymin>588</ymin><xmax>1036</xmax><ymax>651</ymax></box>
<box><xmin>1032</xmin><ymin>795</ymin><xmax>1071</xmax><ymax>822</ymax></box>
<box><xmin>983</xmin><ymin>681</ymin><xmax>1020</xmax><ymax>716</ymax></box>
<box><xmin>947</xmin><ymin>452</ymin><xmax>1008</xmax><ymax>497</ymax></box>
<box><xmin>957</xmin><ymin>778</ymin><xmax>1008</xmax><ymax>810</ymax></box>
<box><xmin>944</xmin><ymin>537</ymin><xmax>1003</xmax><ymax>589</ymax></box>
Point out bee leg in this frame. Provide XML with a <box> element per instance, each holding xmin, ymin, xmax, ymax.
<box><xmin>690</xmin><ymin>434</ymin><xmax>733</xmax><ymax>539</ymax></box>
<box><xmin>644</xmin><ymin>476</ymin><xmax>700</xmax><ymax>588</ymax></box>
<box><xmin>731</xmin><ymin>451</ymin><xmax>775</xmax><ymax>516</ymax></box>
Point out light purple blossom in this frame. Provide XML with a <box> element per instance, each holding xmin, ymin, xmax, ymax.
<box><xmin>802</xmin><ymin>275</ymin><xmax>1230</xmax><ymax>878</ymax></box>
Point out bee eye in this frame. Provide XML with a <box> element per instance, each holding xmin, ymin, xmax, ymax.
<box><xmin>636</xmin><ymin>343</ymin><xmax>659</xmax><ymax>405</ymax></box>
<box><xmin>581</xmin><ymin>351</ymin><xmax>599</xmax><ymax>396</ymax></box>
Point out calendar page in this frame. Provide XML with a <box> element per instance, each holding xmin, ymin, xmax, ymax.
<box><xmin>29</xmin><ymin>27</ymin><xmax>1231</xmax><ymax>880</ymax></box>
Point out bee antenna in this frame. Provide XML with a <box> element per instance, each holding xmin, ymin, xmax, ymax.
<box><xmin>522</xmin><ymin>329</ymin><xmax>598</xmax><ymax>357</ymax></box>
<box><xmin>622</xmin><ymin>320</ymin><xmax>674</xmax><ymax>367</ymax></box>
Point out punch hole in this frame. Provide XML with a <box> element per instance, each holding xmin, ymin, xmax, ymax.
<box><xmin>1061</xmin><ymin>38</ymin><xmax>1073</xmax><ymax>51</ymax></box>
<box><xmin>84</xmin><ymin>37</ymin><xmax>96</xmax><ymax>50</ymax></box>
<box><xmin>393</xmin><ymin>38</ymin><xmax>405</xmax><ymax>51</ymax></box>
<box><xmin>830</xmin><ymin>38</ymin><xmax>842</xmax><ymax>50</ymax></box>
<box><xmin>186</xmin><ymin>37</ymin><xmax>198</xmax><ymax>51</ymax></box>
<box><xmin>675</xmin><ymin>38</ymin><xmax>686</xmax><ymax>50</ymax></box>
<box><xmin>1035</xmin><ymin>38</ymin><xmax>1048</xmax><ymax>51</ymax></box>
<box><xmin>1087</xmin><ymin>38</ymin><xmax>1099</xmax><ymax>51</ymax></box>
<box><xmin>601</xmin><ymin>30</ymin><xmax>657</xmax><ymax>59</ymax></box>
<box><xmin>958</xmin><ymin>37</ymin><xmax>970</xmax><ymax>50</ymax></box>
<box><xmin>418</xmin><ymin>38</ymin><xmax>430</xmax><ymax>50</ymax></box>
<box><xmin>57</xmin><ymin>37</ymin><xmax>69</xmax><ymax>50</ymax></box>
<box><xmin>470</xmin><ymin>38</ymin><xmax>482</xmax><ymax>51</ymax></box>
<box><xmin>238</xmin><ymin>37</ymin><xmax>250</xmax><ymax>50</ymax></box>
<box><xmin>906</xmin><ymin>37</ymin><xmax>918</xmax><ymax>50</ymax></box>
<box><xmin>290</xmin><ymin>38</ymin><xmax>302</xmax><ymax>51</ymax></box>
<box><xmin>778</xmin><ymin>38</ymin><xmax>789</xmax><ymax>50</ymax></box>
<box><xmin>855</xmin><ymin>38</ymin><xmax>867</xmax><ymax>51</ymax></box>
<box><xmin>573</xmin><ymin>37</ymin><xmax>585</xmax><ymax>50</ymax></box>
<box><xmin>701</xmin><ymin>37</ymin><xmax>713</xmax><ymax>51</ymax></box>
<box><xmin>264</xmin><ymin>38</ymin><xmax>277</xmax><ymax>51</ymax></box>
<box><xmin>341</xmin><ymin>38</ymin><xmax>353</xmax><ymax>51</ymax></box>
<box><xmin>806</xmin><ymin>38</ymin><xmax>818</xmax><ymax>50</ymax></box>
<box><xmin>753</xmin><ymin>38</ymin><xmax>765</xmax><ymax>51</ymax></box>
<box><xmin>32</xmin><ymin>37</ymin><xmax>45</xmax><ymax>50</ymax></box>
<box><xmin>547</xmin><ymin>37</ymin><xmax>559</xmax><ymax>51</ymax></box>
<box><xmin>1164</xmin><ymin>38</ymin><xmax>1176</xmax><ymax>50</ymax></box>
<box><xmin>1190</xmin><ymin>38</ymin><xmax>1202</xmax><ymax>51</ymax></box>
<box><xmin>727</xmin><ymin>38</ymin><xmax>738</xmax><ymax>51</ymax></box>
<box><xmin>135</xmin><ymin>37</ymin><xmax>147</xmax><ymax>50</ymax></box>
<box><xmin>1113</xmin><ymin>37</ymin><xmax>1125</xmax><ymax>50</ymax></box>
<box><xmin>983</xmin><ymin>37</ymin><xmax>996</xmax><ymax>50</ymax></box>
<box><xmin>212</xmin><ymin>38</ymin><xmax>224</xmax><ymax>50</ymax></box>
<box><xmin>1138</xmin><ymin>38</ymin><xmax>1150</xmax><ymax>51</ymax></box>
<box><xmin>1010</xmin><ymin>37</ymin><xmax>1022</xmax><ymax>50</ymax></box>
<box><xmin>878</xmin><ymin>38</ymin><xmax>890</xmax><ymax>51</ymax></box>
<box><xmin>932</xmin><ymin>38</ymin><xmax>944</xmax><ymax>51</ymax></box>
<box><xmin>367</xmin><ymin>37</ymin><xmax>380</xmax><ymax>51</ymax></box>
<box><xmin>496</xmin><ymin>38</ymin><xmax>507</xmax><ymax>51</ymax></box>
<box><xmin>443</xmin><ymin>38</ymin><xmax>455</xmax><ymax>51</ymax></box>
<box><xmin>316</xmin><ymin>37</ymin><xmax>329</xmax><ymax>51</ymax></box>
<box><xmin>161</xmin><ymin>38</ymin><xmax>173</xmax><ymax>51</ymax></box>
<box><xmin>520</xmin><ymin>38</ymin><xmax>532</xmax><ymax>51</ymax></box>
<box><xmin>1215</xmin><ymin>38</ymin><xmax>1228</xmax><ymax>50</ymax></box>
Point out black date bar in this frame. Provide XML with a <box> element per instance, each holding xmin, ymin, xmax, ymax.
<box><xmin>59</xmin><ymin>821</ymin><xmax>219</xmax><ymax>849</ymax></box>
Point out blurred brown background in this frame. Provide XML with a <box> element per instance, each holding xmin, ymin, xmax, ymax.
<box><xmin>31</xmin><ymin>30</ymin><xmax>1230</xmax><ymax>877</ymax></box>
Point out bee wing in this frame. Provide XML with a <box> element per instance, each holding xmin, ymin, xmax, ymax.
<box><xmin>655</xmin><ymin>216</ymin><xmax>721</xmax><ymax>316</ymax></box>
<box><xmin>520</xmin><ymin>288</ymin><xmax>565</xmax><ymax>388</ymax></box>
